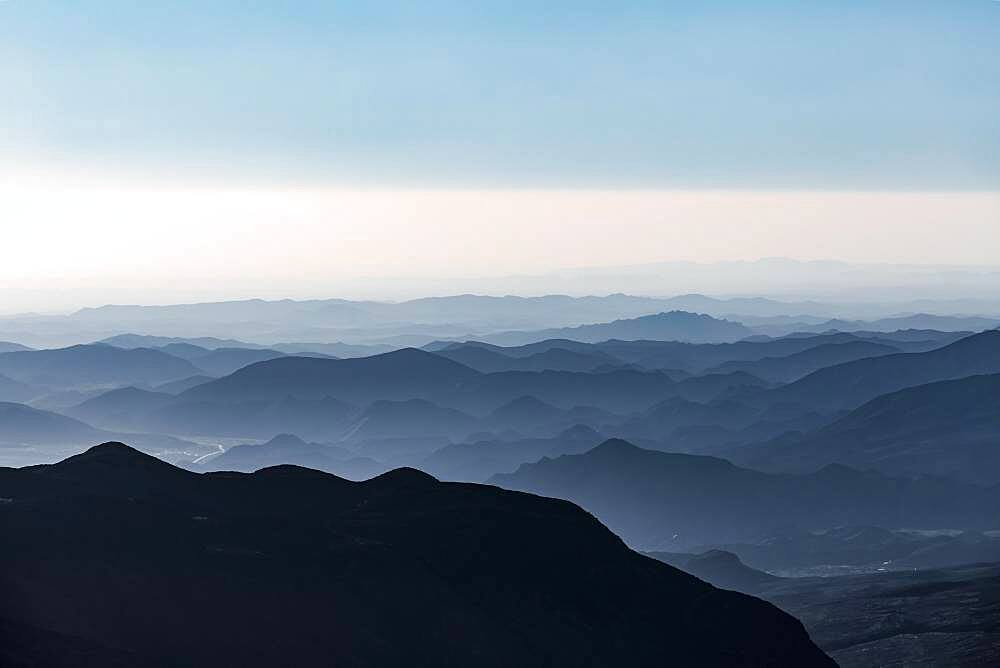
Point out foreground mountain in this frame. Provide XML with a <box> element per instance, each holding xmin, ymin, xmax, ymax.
<box><xmin>491</xmin><ymin>439</ymin><xmax>1000</xmax><ymax>550</ymax></box>
<box><xmin>0</xmin><ymin>442</ymin><xmax>832</xmax><ymax>666</ymax></box>
<box><xmin>737</xmin><ymin>372</ymin><xmax>1000</xmax><ymax>484</ymax></box>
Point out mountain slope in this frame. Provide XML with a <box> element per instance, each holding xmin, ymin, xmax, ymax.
<box><xmin>708</xmin><ymin>340</ymin><xmax>900</xmax><ymax>383</ymax></box>
<box><xmin>64</xmin><ymin>387</ymin><xmax>176</xmax><ymax>431</ymax></box>
<box><xmin>738</xmin><ymin>372</ymin><xmax>1000</xmax><ymax>484</ymax></box>
<box><xmin>195</xmin><ymin>433</ymin><xmax>389</xmax><ymax>480</ymax></box>
<box><xmin>0</xmin><ymin>344</ymin><xmax>199</xmax><ymax>389</ymax></box>
<box><xmin>436</xmin><ymin>344</ymin><xmax>621</xmax><ymax>373</ymax></box>
<box><xmin>766</xmin><ymin>330</ymin><xmax>1000</xmax><ymax>412</ymax></box>
<box><xmin>0</xmin><ymin>402</ymin><xmax>104</xmax><ymax>445</ymax></box>
<box><xmin>648</xmin><ymin>550</ymin><xmax>781</xmax><ymax>595</ymax></box>
<box><xmin>0</xmin><ymin>442</ymin><xmax>832</xmax><ymax>667</ymax></box>
<box><xmin>491</xmin><ymin>439</ymin><xmax>1000</xmax><ymax>550</ymax></box>
<box><xmin>181</xmin><ymin>348</ymin><xmax>480</xmax><ymax>404</ymax></box>
<box><xmin>0</xmin><ymin>374</ymin><xmax>39</xmax><ymax>403</ymax></box>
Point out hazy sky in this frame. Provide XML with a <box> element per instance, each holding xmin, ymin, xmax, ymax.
<box><xmin>2</xmin><ymin>1</ymin><xmax>999</xmax><ymax>311</ymax></box>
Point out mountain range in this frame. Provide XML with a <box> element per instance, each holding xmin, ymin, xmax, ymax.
<box><xmin>736</xmin><ymin>372</ymin><xmax>1000</xmax><ymax>484</ymax></box>
<box><xmin>491</xmin><ymin>439</ymin><xmax>1000</xmax><ymax>550</ymax></box>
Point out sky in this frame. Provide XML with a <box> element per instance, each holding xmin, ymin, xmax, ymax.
<box><xmin>1</xmin><ymin>1</ymin><xmax>999</xmax><ymax>311</ymax></box>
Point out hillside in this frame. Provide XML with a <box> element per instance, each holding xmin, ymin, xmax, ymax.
<box><xmin>0</xmin><ymin>442</ymin><xmax>832</xmax><ymax>667</ymax></box>
<box><xmin>491</xmin><ymin>439</ymin><xmax>1000</xmax><ymax>550</ymax></box>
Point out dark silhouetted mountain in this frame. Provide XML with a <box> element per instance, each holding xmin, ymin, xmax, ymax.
<box><xmin>765</xmin><ymin>330</ymin><xmax>1000</xmax><ymax>413</ymax></box>
<box><xmin>0</xmin><ymin>442</ymin><xmax>832</xmax><ymax>667</ymax></box>
<box><xmin>648</xmin><ymin>550</ymin><xmax>781</xmax><ymax>594</ymax></box>
<box><xmin>739</xmin><ymin>372</ymin><xmax>1000</xmax><ymax>484</ymax></box>
<box><xmin>0</xmin><ymin>341</ymin><xmax>33</xmax><ymax>353</ymax></box>
<box><xmin>421</xmin><ymin>425</ymin><xmax>606</xmax><ymax>482</ymax></box>
<box><xmin>481</xmin><ymin>311</ymin><xmax>754</xmax><ymax>346</ymax></box>
<box><xmin>151</xmin><ymin>374</ymin><xmax>216</xmax><ymax>394</ymax></box>
<box><xmin>708</xmin><ymin>340</ymin><xmax>900</xmax><ymax>383</ymax></box>
<box><xmin>0</xmin><ymin>344</ymin><xmax>199</xmax><ymax>390</ymax></box>
<box><xmin>491</xmin><ymin>439</ymin><xmax>1000</xmax><ymax>550</ymax></box>
<box><xmin>195</xmin><ymin>433</ymin><xmax>389</xmax><ymax>480</ymax></box>
<box><xmin>182</xmin><ymin>348</ymin><xmax>480</xmax><ymax>405</ymax></box>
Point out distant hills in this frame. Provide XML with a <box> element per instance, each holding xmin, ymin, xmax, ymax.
<box><xmin>764</xmin><ymin>329</ymin><xmax>1000</xmax><ymax>412</ymax></box>
<box><xmin>706</xmin><ymin>340</ymin><xmax>900</xmax><ymax>383</ymax></box>
<box><xmin>737</xmin><ymin>372</ymin><xmax>1000</xmax><ymax>484</ymax></box>
<box><xmin>0</xmin><ymin>401</ymin><xmax>104</xmax><ymax>445</ymax></box>
<box><xmin>182</xmin><ymin>348</ymin><xmax>480</xmax><ymax>404</ymax></box>
<box><xmin>0</xmin><ymin>344</ymin><xmax>199</xmax><ymax>390</ymax></box>
<box><xmin>0</xmin><ymin>402</ymin><xmax>211</xmax><ymax>467</ymax></box>
<box><xmin>0</xmin><ymin>442</ymin><xmax>833</xmax><ymax>667</ymax></box>
<box><xmin>0</xmin><ymin>373</ymin><xmax>39</xmax><ymax>403</ymax></box>
<box><xmin>648</xmin><ymin>550</ymin><xmax>780</xmax><ymax>595</ymax></box>
<box><xmin>421</xmin><ymin>425</ymin><xmax>606</xmax><ymax>482</ymax></box>
<box><xmin>491</xmin><ymin>439</ymin><xmax>1000</xmax><ymax>550</ymax></box>
<box><xmin>477</xmin><ymin>311</ymin><xmax>754</xmax><ymax>346</ymax></box>
<box><xmin>702</xmin><ymin>525</ymin><xmax>1000</xmax><ymax>574</ymax></box>
<box><xmin>194</xmin><ymin>433</ymin><xmax>389</xmax><ymax>480</ymax></box>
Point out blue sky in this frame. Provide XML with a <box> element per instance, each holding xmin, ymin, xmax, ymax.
<box><xmin>3</xmin><ymin>0</ymin><xmax>999</xmax><ymax>189</ymax></box>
